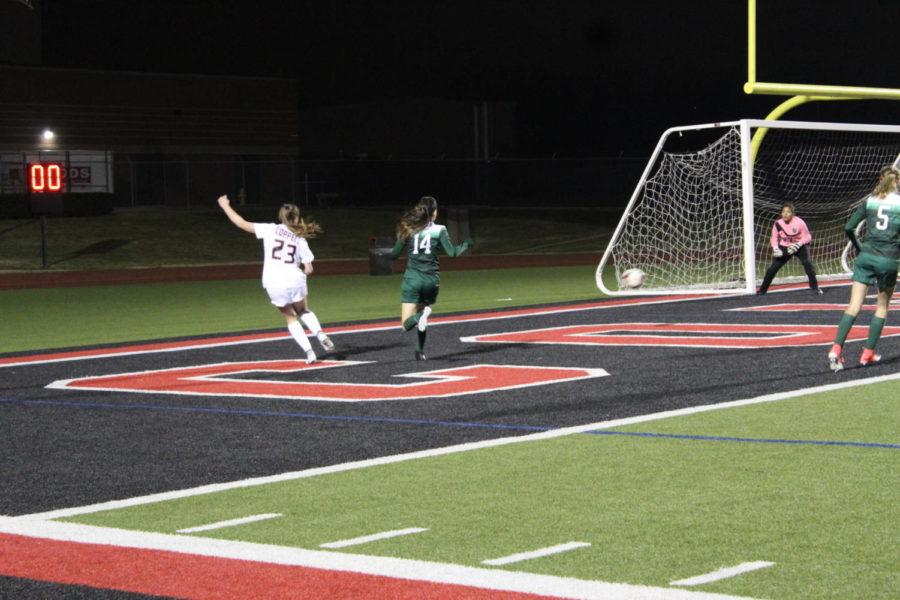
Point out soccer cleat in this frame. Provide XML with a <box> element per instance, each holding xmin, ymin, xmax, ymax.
<box><xmin>859</xmin><ymin>349</ymin><xmax>882</xmax><ymax>366</ymax></box>
<box><xmin>305</xmin><ymin>350</ymin><xmax>317</xmax><ymax>365</ymax></box>
<box><xmin>417</xmin><ymin>306</ymin><xmax>432</xmax><ymax>332</ymax></box>
<box><xmin>319</xmin><ymin>335</ymin><xmax>334</xmax><ymax>352</ymax></box>
<box><xmin>827</xmin><ymin>351</ymin><xmax>844</xmax><ymax>373</ymax></box>
<box><xmin>415</xmin><ymin>350</ymin><xmax>427</xmax><ymax>361</ymax></box>
<box><xmin>812</xmin><ymin>288</ymin><xmax>825</xmax><ymax>295</ymax></box>
<box><xmin>755</xmin><ymin>289</ymin><xmax>766</xmax><ymax>296</ymax></box>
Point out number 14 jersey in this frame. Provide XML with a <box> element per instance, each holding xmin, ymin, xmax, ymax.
<box><xmin>391</xmin><ymin>222</ymin><xmax>471</xmax><ymax>277</ymax></box>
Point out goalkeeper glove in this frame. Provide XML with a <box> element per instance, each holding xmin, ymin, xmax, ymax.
<box><xmin>787</xmin><ymin>243</ymin><xmax>800</xmax><ymax>254</ymax></box>
<box><xmin>772</xmin><ymin>247</ymin><xmax>783</xmax><ymax>258</ymax></box>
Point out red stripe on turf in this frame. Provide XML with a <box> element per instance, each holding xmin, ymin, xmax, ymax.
<box><xmin>1</xmin><ymin>296</ymin><xmax>702</xmax><ymax>367</ymax></box>
<box><xmin>0</xmin><ymin>533</ymin><xmax>551</xmax><ymax>599</ymax></box>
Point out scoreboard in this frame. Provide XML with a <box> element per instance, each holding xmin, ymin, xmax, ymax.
<box><xmin>28</xmin><ymin>163</ymin><xmax>94</xmax><ymax>193</ymax></box>
<box><xmin>1</xmin><ymin>151</ymin><xmax>113</xmax><ymax>195</ymax></box>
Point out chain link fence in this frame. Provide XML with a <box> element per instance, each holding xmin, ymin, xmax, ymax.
<box><xmin>113</xmin><ymin>155</ymin><xmax>645</xmax><ymax>209</ymax></box>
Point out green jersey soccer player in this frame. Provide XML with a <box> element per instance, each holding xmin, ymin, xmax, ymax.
<box><xmin>391</xmin><ymin>196</ymin><xmax>472</xmax><ymax>360</ymax></box>
<box><xmin>828</xmin><ymin>166</ymin><xmax>900</xmax><ymax>371</ymax></box>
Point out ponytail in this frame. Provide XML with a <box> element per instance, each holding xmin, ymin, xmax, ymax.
<box><xmin>873</xmin><ymin>166</ymin><xmax>900</xmax><ymax>198</ymax></box>
<box><xmin>396</xmin><ymin>196</ymin><xmax>438</xmax><ymax>240</ymax></box>
<box><xmin>278</xmin><ymin>203</ymin><xmax>321</xmax><ymax>238</ymax></box>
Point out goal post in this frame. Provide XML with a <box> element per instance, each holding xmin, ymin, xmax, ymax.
<box><xmin>596</xmin><ymin>119</ymin><xmax>900</xmax><ymax>295</ymax></box>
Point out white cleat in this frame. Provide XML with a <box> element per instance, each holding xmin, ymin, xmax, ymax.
<box><xmin>827</xmin><ymin>351</ymin><xmax>844</xmax><ymax>373</ymax></box>
<box><xmin>319</xmin><ymin>335</ymin><xmax>334</xmax><ymax>352</ymax></box>
<box><xmin>418</xmin><ymin>306</ymin><xmax>432</xmax><ymax>332</ymax></box>
<box><xmin>305</xmin><ymin>350</ymin><xmax>317</xmax><ymax>365</ymax></box>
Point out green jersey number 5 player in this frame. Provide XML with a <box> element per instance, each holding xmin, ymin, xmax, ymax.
<box><xmin>391</xmin><ymin>196</ymin><xmax>472</xmax><ymax>360</ymax></box>
<box><xmin>828</xmin><ymin>166</ymin><xmax>900</xmax><ymax>371</ymax></box>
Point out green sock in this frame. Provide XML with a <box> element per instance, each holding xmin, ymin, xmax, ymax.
<box><xmin>834</xmin><ymin>313</ymin><xmax>857</xmax><ymax>347</ymax></box>
<box><xmin>866</xmin><ymin>316</ymin><xmax>886</xmax><ymax>350</ymax></box>
<box><xmin>417</xmin><ymin>329</ymin><xmax>427</xmax><ymax>352</ymax></box>
<box><xmin>403</xmin><ymin>313</ymin><xmax>420</xmax><ymax>331</ymax></box>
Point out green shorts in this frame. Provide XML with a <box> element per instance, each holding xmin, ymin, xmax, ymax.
<box><xmin>400</xmin><ymin>271</ymin><xmax>439</xmax><ymax>306</ymax></box>
<box><xmin>851</xmin><ymin>253</ymin><xmax>898</xmax><ymax>290</ymax></box>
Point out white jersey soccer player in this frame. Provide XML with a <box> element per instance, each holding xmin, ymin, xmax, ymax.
<box><xmin>218</xmin><ymin>195</ymin><xmax>334</xmax><ymax>363</ymax></box>
<box><xmin>255</xmin><ymin>222</ymin><xmax>315</xmax><ymax>307</ymax></box>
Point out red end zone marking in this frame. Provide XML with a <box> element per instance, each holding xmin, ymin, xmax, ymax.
<box><xmin>462</xmin><ymin>323</ymin><xmax>900</xmax><ymax>348</ymax></box>
<box><xmin>733</xmin><ymin>302</ymin><xmax>900</xmax><ymax>312</ymax></box>
<box><xmin>50</xmin><ymin>360</ymin><xmax>609</xmax><ymax>401</ymax></box>
<box><xmin>0</xmin><ymin>533</ymin><xmax>547</xmax><ymax>600</ymax></box>
<box><xmin>0</xmin><ymin>295</ymin><xmax>709</xmax><ymax>368</ymax></box>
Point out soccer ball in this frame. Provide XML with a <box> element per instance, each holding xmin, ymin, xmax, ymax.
<box><xmin>621</xmin><ymin>268</ymin><xmax>646</xmax><ymax>289</ymax></box>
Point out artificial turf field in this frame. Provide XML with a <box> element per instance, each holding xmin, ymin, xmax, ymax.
<box><xmin>0</xmin><ymin>274</ymin><xmax>897</xmax><ymax>599</ymax></box>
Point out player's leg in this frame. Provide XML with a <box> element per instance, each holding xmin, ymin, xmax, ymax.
<box><xmin>400</xmin><ymin>273</ymin><xmax>426</xmax><ymax>331</ymax></box>
<box><xmin>756</xmin><ymin>252</ymin><xmax>790</xmax><ymax>294</ymax></box>
<box><xmin>413</xmin><ymin>278</ymin><xmax>439</xmax><ymax>360</ymax></box>
<box><xmin>829</xmin><ymin>280</ymin><xmax>869</xmax><ymax>371</ymax></box>
<box><xmin>796</xmin><ymin>246</ymin><xmax>822</xmax><ymax>293</ymax></box>
<box><xmin>294</xmin><ymin>298</ymin><xmax>333</xmax><ymax>352</ymax></box>
<box><xmin>278</xmin><ymin>304</ymin><xmax>316</xmax><ymax>363</ymax></box>
<box><xmin>860</xmin><ymin>272</ymin><xmax>896</xmax><ymax>365</ymax></box>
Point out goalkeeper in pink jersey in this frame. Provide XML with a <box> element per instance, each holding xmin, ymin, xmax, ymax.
<box><xmin>756</xmin><ymin>203</ymin><xmax>823</xmax><ymax>295</ymax></box>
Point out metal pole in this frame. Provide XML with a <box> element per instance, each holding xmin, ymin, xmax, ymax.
<box><xmin>304</xmin><ymin>171</ymin><xmax>309</xmax><ymax>207</ymax></box>
<box><xmin>185</xmin><ymin>156</ymin><xmax>191</xmax><ymax>208</ymax></box>
<box><xmin>40</xmin><ymin>215</ymin><xmax>47</xmax><ymax>269</ymax></box>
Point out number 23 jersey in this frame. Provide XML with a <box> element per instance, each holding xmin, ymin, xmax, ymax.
<box><xmin>254</xmin><ymin>223</ymin><xmax>314</xmax><ymax>289</ymax></box>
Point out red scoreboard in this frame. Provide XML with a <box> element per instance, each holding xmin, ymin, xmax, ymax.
<box><xmin>28</xmin><ymin>162</ymin><xmax>64</xmax><ymax>193</ymax></box>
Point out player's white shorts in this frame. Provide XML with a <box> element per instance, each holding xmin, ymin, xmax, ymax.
<box><xmin>264</xmin><ymin>282</ymin><xmax>308</xmax><ymax>307</ymax></box>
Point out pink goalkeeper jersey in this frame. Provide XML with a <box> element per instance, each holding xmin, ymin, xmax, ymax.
<box><xmin>770</xmin><ymin>216</ymin><xmax>812</xmax><ymax>249</ymax></box>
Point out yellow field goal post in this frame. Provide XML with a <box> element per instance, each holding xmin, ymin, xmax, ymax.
<box><xmin>595</xmin><ymin>1</ymin><xmax>900</xmax><ymax>296</ymax></box>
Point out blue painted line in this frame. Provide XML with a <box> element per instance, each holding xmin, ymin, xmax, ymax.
<box><xmin>3</xmin><ymin>397</ymin><xmax>895</xmax><ymax>449</ymax></box>
<box><xmin>0</xmin><ymin>397</ymin><xmax>549</xmax><ymax>433</ymax></box>
<box><xmin>586</xmin><ymin>430</ymin><xmax>900</xmax><ymax>450</ymax></box>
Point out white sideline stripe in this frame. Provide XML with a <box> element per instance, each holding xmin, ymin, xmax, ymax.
<box><xmin>19</xmin><ymin>370</ymin><xmax>900</xmax><ymax>521</ymax></box>
<box><xmin>176</xmin><ymin>513</ymin><xmax>282</xmax><ymax>534</ymax></box>
<box><xmin>482</xmin><ymin>541</ymin><xmax>591</xmax><ymax>566</ymax></box>
<box><xmin>319</xmin><ymin>527</ymin><xmax>428</xmax><ymax>549</ymax></box>
<box><xmin>671</xmin><ymin>562</ymin><xmax>775</xmax><ymax>586</ymax></box>
<box><xmin>0</xmin><ymin>518</ymin><xmax>758</xmax><ymax>600</ymax></box>
<box><xmin>1</xmin><ymin>294</ymin><xmax>721</xmax><ymax>368</ymax></box>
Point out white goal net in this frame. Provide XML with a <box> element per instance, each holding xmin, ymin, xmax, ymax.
<box><xmin>597</xmin><ymin>119</ymin><xmax>900</xmax><ymax>295</ymax></box>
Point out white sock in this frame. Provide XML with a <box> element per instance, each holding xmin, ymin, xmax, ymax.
<box><xmin>300</xmin><ymin>311</ymin><xmax>323</xmax><ymax>338</ymax></box>
<box><xmin>287</xmin><ymin>321</ymin><xmax>312</xmax><ymax>352</ymax></box>
<box><xmin>417</xmin><ymin>306</ymin><xmax>431</xmax><ymax>332</ymax></box>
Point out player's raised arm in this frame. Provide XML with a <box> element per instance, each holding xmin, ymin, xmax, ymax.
<box><xmin>217</xmin><ymin>195</ymin><xmax>255</xmax><ymax>234</ymax></box>
<box><xmin>438</xmin><ymin>227</ymin><xmax>472</xmax><ymax>257</ymax></box>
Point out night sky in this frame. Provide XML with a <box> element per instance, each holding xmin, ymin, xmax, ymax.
<box><xmin>39</xmin><ymin>0</ymin><xmax>899</xmax><ymax>156</ymax></box>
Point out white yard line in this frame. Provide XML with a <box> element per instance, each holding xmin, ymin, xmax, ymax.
<box><xmin>319</xmin><ymin>527</ymin><xmax>428</xmax><ymax>549</ymax></box>
<box><xmin>18</xmin><ymin>370</ymin><xmax>900</xmax><ymax>522</ymax></box>
<box><xmin>671</xmin><ymin>562</ymin><xmax>775</xmax><ymax>586</ymax></box>
<box><xmin>176</xmin><ymin>513</ymin><xmax>282</xmax><ymax>534</ymax></box>
<box><xmin>0</xmin><ymin>518</ymin><xmax>759</xmax><ymax>600</ymax></box>
<box><xmin>482</xmin><ymin>541</ymin><xmax>591</xmax><ymax>566</ymax></box>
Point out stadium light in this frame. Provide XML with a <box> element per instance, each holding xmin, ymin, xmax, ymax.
<box><xmin>41</xmin><ymin>129</ymin><xmax>55</xmax><ymax>142</ymax></box>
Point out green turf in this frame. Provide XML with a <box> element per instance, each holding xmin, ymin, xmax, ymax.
<box><xmin>0</xmin><ymin>206</ymin><xmax>612</xmax><ymax>271</ymax></box>
<box><xmin>0</xmin><ymin>265</ymin><xmax>602</xmax><ymax>353</ymax></box>
<box><xmin>64</xmin><ymin>382</ymin><xmax>899</xmax><ymax>600</ymax></box>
